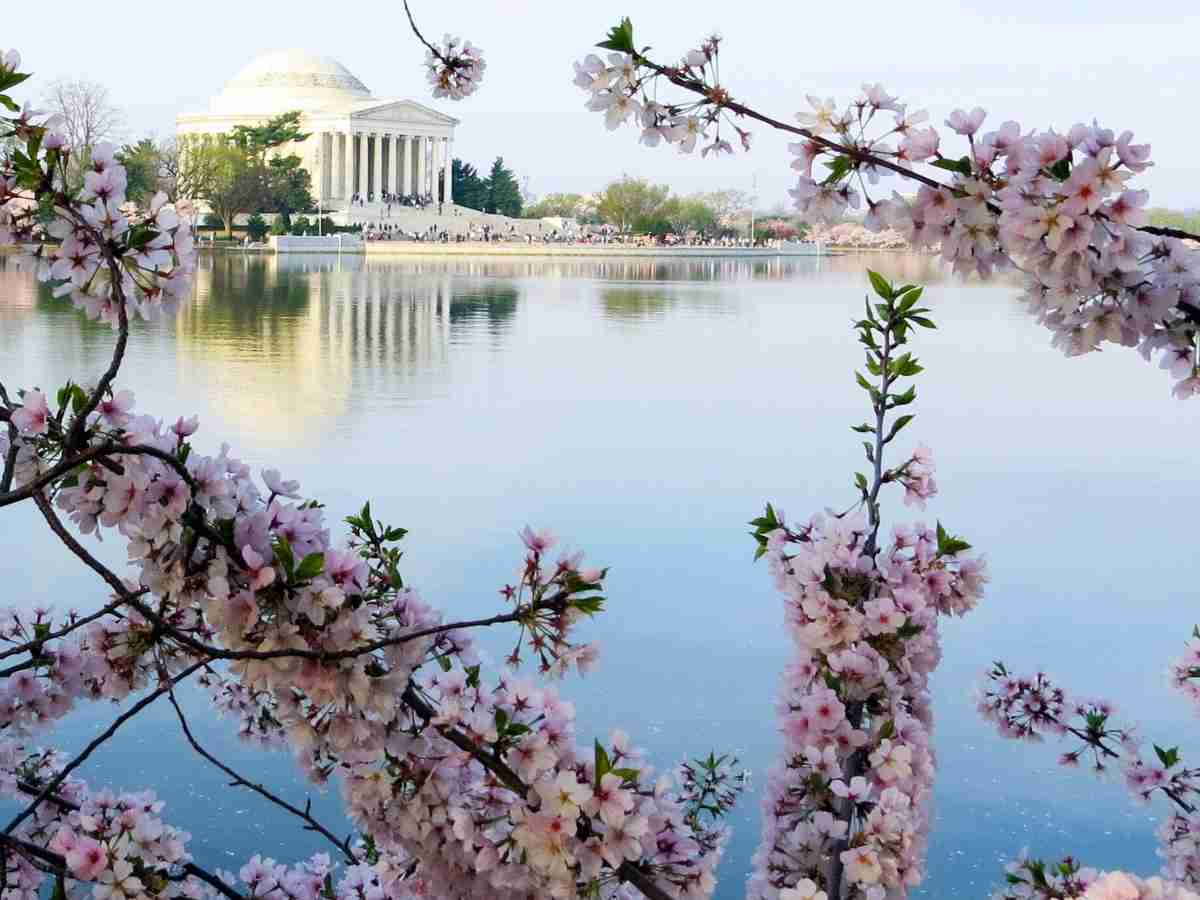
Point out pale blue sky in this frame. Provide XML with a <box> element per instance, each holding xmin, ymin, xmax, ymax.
<box><xmin>7</xmin><ymin>0</ymin><xmax>1198</xmax><ymax>207</ymax></box>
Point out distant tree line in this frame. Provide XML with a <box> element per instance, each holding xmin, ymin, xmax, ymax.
<box><xmin>519</xmin><ymin>175</ymin><xmax>806</xmax><ymax>239</ymax></box>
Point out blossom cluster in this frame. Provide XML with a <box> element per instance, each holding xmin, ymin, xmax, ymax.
<box><xmin>0</xmin><ymin>741</ymin><xmax>210</xmax><ymax>900</ymax></box>
<box><xmin>572</xmin><ymin>29</ymin><xmax>747</xmax><ymax>158</ymax></box>
<box><xmin>344</xmin><ymin>665</ymin><xmax>741</xmax><ymax>900</ymax></box>
<box><xmin>980</xmin><ymin>664</ymin><xmax>1200</xmax><ymax>890</ymax></box>
<box><xmin>424</xmin><ymin>35</ymin><xmax>486</xmax><ymax>101</ymax></box>
<box><xmin>748</xmin><ymin>507</ymin><xmax>987</xmax><ymax>900</ymax></box>
<box><xmin>794</xmin><ymin>91</ymin><xmax>1200</xmax><ymax>398</ymax></box>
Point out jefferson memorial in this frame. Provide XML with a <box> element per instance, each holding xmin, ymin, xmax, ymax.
<box><xmin>177</xmin><ymin>50</ymin><xmax>458</xmax><ymax>215</ymax></box>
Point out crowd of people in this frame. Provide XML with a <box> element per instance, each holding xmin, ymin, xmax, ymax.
<box><xmin>348</xmin><ymin>191</ymin><xmax>442</xmax><ymax>217</ymax></box>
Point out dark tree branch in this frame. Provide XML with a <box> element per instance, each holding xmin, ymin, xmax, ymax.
<box><xmin>166</xmin><ymin>690</ymin><xmax>357</xmax><ymax>864</ymax></box>
<box><xmin>2</xmin><ymin>657</ymin><xmax>206</xmax><ymax>836</ymax></box>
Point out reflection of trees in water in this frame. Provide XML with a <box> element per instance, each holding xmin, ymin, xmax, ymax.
<box><xmin>599</xmin><ymin>288</ymin><xmax>676</xmax><ymax>321</ymax></box>
<box><xmin>448</xmin><ymin>284</ymin><xmax>519</xmax><ymax>334</ymax></box>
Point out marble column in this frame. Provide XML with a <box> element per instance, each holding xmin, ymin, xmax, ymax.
<box><xmin>403</xmin><ymin>135</ymin><xmax>415</xmax><ymax>195</ymax></box>
<box><xmin>322</xmin><ymin>133</ymin><xmax>332</xmax><ymax>200</ymax></box>
<box><xmin>398</xmin><ymin>135</ymin><xmax>408</xmax><ymax>196</ymax></box>
<box><xmin>357</xmin><ymin>132</ymin><xmax>368</xmax><ymax>199</ymax></box>
<box><xmin>372</xmin><ymin>133</ymin><xmax>383</xmax><ymax>200</ymax></box>
<box><xmin>443</xmin><ymin>138</ymin><xmax>453</xmax><ymax>205</ymax></box>
<box><xmin>342</xmin><ymin>133</ymin><xmax>352</xmax><ymax>200</ymax></box>
<box><xmin>428</xmin><ymin>137</ymin><xmax>436</xmax><ymax>196</ymax></box>
<box><xmin>416</xmin><ymin>136</ymin><xmax>428</xmax><ymax>198</ymax></box>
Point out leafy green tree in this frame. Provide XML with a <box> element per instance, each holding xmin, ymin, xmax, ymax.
<box><xmin>660</xmin><ymin>195</ymin><xmax>719</xmax><ymax>236</ymax></box>
<box><xmin>230</xmin><ymin>111</ymin><xmax>309</xmax><ymax>155</ymax></box>
<box><xmin>483</xmin><ymin>157</ymin><xmax>522</xmax><ymax>217</ymax></box>
<box><xmin>291</xmin><ymin>215</ymin><xmax>312</xmax><ymax>235</ymax></box>
<box><xmin>270</xmin><ymin>212</ymin><xmax>292</xmax><ymax>236</ymax></box>
<box><xmin>116</xmin><ymin>138</ymin><xmax>164</xmax><ymax>205</ymax></box>
<box><xmin>265</xmin><ymin>154</ymin><xmax>314</xmax><ymax>218</ymax></box>
<box><xmin>245</xmin><ymin>213</ymin><xmax>268</xmax><ymax>241</ymax></box>
<box><xmin>452</xmin><ymin>159</ymin><xmax>487</xmax><ymax>210</ymax></box>
<box><xmin>189</xmin><ymin>142</ymin><xmax>268</xmax><ymax>238</ymax></box>
<box><xmin>523</xmin><ymin>192</ymin><xmax>598</xmax><ymax>221</ymax></box>
<box><xmin>596</xmin><ymin>176</ymin><xmax>671</xmax><ymax>233</ymax></box>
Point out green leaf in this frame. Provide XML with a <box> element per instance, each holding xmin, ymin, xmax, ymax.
<box><xmin>909</xmin><ymin>316</ymin><xmax>937</xmax><ymax>329</ymax></box>
<box><xmin>935</xmin><ymin>521</ymin><xmax>972</xmax><ymax>557</ymax></box>
<box><xmin>273</xmin><ymin>536</ymin><xmax>296</xmax><ymax>577</ymax></box>
<box><xmin>884</xmin><ymin>414</ymin><xmax>914</xmax><ymax>443</ymax></box>
<box><xmin>897</xmin><ymin>286</ymin><xmax>924</xmax><ymax>312</ymax></box>
<box><xmin>931</xmin><ymin>156</ymin><xmax>972</xmax><ymax>177</ymax></box>
<box><xmin>889</xmin><ymin>385</ymin><xmax>917</xmax><ymax>407</ymax></box>
<box><xmin>867</xmin><ymin>270</ymin><xmax>892</xmax><ymax>300</ymax></box>
<box><xmin>1048</xmin><ymin>156</ymin><xmax>1072</xmax><ymax>181</ymax></box>
<box><xmin>596</xmin><ymin>17</ymin><xmax>636</xmax><ymax>53</ymax></box>
<box><xmin>1154</xmin><ymin>744</ymin><xmax>1181</xmax><ymax>769</ymax></box>
<box><xmin>891</xmin><ymin>354</ymin><xmax>924</xmax><ymax>377</ymax></box>
<box><xmin>594</xmin><ymin>739</ymin><xmax>613</xmax><ymax>788</ymax></box>
<box><xmin>821</xmin><ymin>154</ymin><xmax>854</xmax><ymax>185</ymax></box>
<box><xmin>612</xmin><ymin>767</ymin><xmax>640</xmax><ymax>784</ymax></box>
<box><xmin>437</xmin><ymin>654</ymin><xmax>453</xmax><ymax>672</ymax></box>
<box><xmin>851</xmin><ymin>423</ymin><xmax>873</xmax><ymax>434</ymax></box>
<box><xmin>854</xmin><ymin>472</ymin><xmax>868</xmax><ymax>493</ymax></box>
<box><xmin>295</xmin><ymin>552</ymin><xmax>325</xmax><ymax>581</ymax></box>
<box><xmin>896</xmin><ymin>621</ymin><xmax>924</xmax><ymax>639</ymax></box>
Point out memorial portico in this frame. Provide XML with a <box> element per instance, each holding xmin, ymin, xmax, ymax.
<box><xmin>177</xmin><ymin>50</ymin><xmax>458</xmax><ymax>217</ymax></box>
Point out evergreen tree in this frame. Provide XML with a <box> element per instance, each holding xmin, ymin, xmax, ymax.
<box><xmin>451</xmin><ymin>159</ymin><xmax>487</xmax><ymax>210</ymax></box>
<box><xmin>483</xmin><ymin>157</ymin><xmax>522</xmax><ymax>217</ymax></box>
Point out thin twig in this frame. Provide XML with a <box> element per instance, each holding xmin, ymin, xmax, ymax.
<box><xmin>166</xmin><ymin>690</ymin><xmax>357</xmax><ymax>864</ymax></box>
<box><xmin>3</xmin><ymin>657</ymin><xmax>206</xmax><ymax>836</ymax></box>
<box><xmin>0</xmin><ymin>597</ymin><xmax>130</xmax><ymax>662</ymax></box>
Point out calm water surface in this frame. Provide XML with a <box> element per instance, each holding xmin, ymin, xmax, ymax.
<box><xmin>1</xmin><ymin>251</ymin><xmax>1198</xmax><ymax>898</ymax></box>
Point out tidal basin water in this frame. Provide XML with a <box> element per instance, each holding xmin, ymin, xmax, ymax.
<box><xmin>2</xmin><ymin>250</ymin><xmax>1199</xmax><ymax>898</ymax></box>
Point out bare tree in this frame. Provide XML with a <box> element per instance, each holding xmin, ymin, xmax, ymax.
<box><xmin>42</xmin><ymin>78</ymin><xmax>124</xmax><ymax>183</ymax></box>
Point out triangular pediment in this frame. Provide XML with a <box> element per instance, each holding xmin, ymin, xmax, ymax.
<box><xmin>350</xmin><ymin>99</ymin><xmax>458</xmax><ymax>126</ymax></box>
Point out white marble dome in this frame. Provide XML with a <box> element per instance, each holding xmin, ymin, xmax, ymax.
<box><xmin>209</xmin><ymin>50</ymin><xmax>373</xmax><ymax>115</ymax></box>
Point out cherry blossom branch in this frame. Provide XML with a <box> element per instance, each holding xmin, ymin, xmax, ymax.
<box><xmin>401</xmin><ymin>0</ymin><xmax>485</xmax><ymax>99</ymax></box>
<box><xmin>398</xmin><ymin>682</ymin><xmax>676</xmax><ymax>900</ymax></box>
<box><xmin>62</xmin><ymin>256</ymin><xmax>130</xmax><ymax>455</ymax></box>
<box><xmin>166</xmin><ymin>689</ymin><xmax>357</xmax><ymax>864</ymax></box>
<box><xmin>401</xmin><ymin>1</ymin><xmax>445</xmax><ymax>65</ymax></box>
<box><xmin>2</xmin><ymin>656</ymin><xmax>207</xmax><ymax>836</ymax></box>
<box><xmin>120</xmin><ymin>590</ymin><xmax>574</xmax><ymax>664</ymax></box>
<box><xmin>0</xmin><ymin>832</ymin><xmax>68</xmax><ymax>873</ymax></box>
<box><xmin>0</xmin><ymin>598</ymin><xmax>128</xmax><ymax>662</ymax></box>
<box><xmin>8</xmin><ymin>778</ymin><xmax>249</xmax><ymax>900</ymax></box>
<box><xmin>629</xmin><ymin>51</ymin><xmax>1200</xmax><ymax>247</ymax></box>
